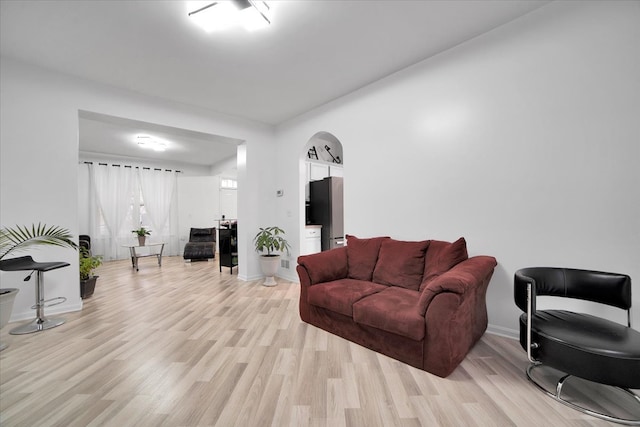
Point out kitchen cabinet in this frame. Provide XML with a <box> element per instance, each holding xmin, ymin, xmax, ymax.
<box><xmin>307</xmin><ymin>162</ymin><xmax>343</xmax><ymax>181</ymax></box>
<box><xmin>310</xmin><ymin>163</ymin><xmax>329</xmax><ymax>181</ymax></box>
<box><xmin>302</xmin><ymin>225</ymin><xmax>322</xmax><ymax>255</ymax></box>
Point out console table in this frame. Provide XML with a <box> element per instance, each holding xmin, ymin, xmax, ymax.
<box><xmin>218</xmin><ymin>219</ymin><xmax>238</xmax><ymax>274</ymax></box>
<box><xmin>123</xmin><ymin>242</ymin><xmax>165</xmax><ymax>271</ymax></box>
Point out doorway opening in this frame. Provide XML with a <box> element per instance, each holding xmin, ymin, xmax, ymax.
<box><xmin>300</xmin><ymin>132</ymin><xmax>344</xmax><ymax>256</ymax></box>
<box><xmin>77</xmin><ymin>110</ymin><xmax>242</xmax><ymax>261</ymax></box>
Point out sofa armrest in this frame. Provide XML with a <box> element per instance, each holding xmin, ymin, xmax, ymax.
<box><xmin>418</xmin><ymin>255</ymin><xmax>497</xmax><ymax>315</ymax></box>
<box><xmin>297</xmin><ymin>247</ymin><xmax>348</xmax><ymax>324</ymax></box>
<box><xmin>297</xmin><ymin>246</ymin><xmax>348</xmax><ymax>286</ymax></box>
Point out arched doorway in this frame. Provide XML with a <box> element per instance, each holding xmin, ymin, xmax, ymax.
<box><xmin>300</xmin><ymin>132</ymin><xmax>344</xmax><ymax>255</ymax></box>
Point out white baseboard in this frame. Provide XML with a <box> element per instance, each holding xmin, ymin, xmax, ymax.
<box><xmin>238</xmin><ymin>274</ymin><xmax>264</xmax><ymax>282</ymax></box>
<box><xmin>9</xmin><ymin>301</ymin><xmax>83</xmax><ymax>323</ymax></box>
<box><xmin>486</xmin><ymin>324</ymin><xmax>518</xmax><ymax>340</ymax></box>
<box><xmin>239</xmin><ymin>272</ymin><xmax>299</xmax><ymax>283</ymax></box>
<box><xmin>277</xmin><ymin>271</ymin><xmax>299</xmax><ymax>283</ymax></box>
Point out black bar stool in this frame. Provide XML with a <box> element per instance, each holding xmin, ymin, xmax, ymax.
<box><xmin>0</xmin><ymin>255</ymin><xmax>70</xmax><ymax>334</ymax></box>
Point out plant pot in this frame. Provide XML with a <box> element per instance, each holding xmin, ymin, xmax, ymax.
<box><xmin>0</xmin><ymin>288</ymin><xmax>19</xmax><ymax>351</ymax></box>
<box><xmin>80</xmin><ymin>276</ymin><xmax>98</xmax><ymax>299</ymax></box>
<box><xmin>0</xmin><ymin>288</ymin><xmax>18</xmax><ymax>328</ymax></box>
<box><xmin>259</xmin><ymin>255</ymin><xmax>280</xmax><ymax>287</ymax></box>
<box><xmin>138</xmin><ymin>236</ymin><xmax>146</xmax><ymax>246</ymax></box>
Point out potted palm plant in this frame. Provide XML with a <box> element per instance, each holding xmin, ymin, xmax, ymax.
<box><xmin>253</xmin><ymin>226</ymin><xmax>291</xmax><ymax>287</ymax></box>
<box><xmin>0</xmin><ymin>223</ymin><xmax>78</xmax><ymax>260</ymax></box>
<box><xmin>132</xmin><ymin>227</ymin><xmax>151</xmax><ymax>246</ymax></box>
<box><xmin>79</xmin><ymin>248</ymin><xmax>102</xmax><ymax>299</ymax></box>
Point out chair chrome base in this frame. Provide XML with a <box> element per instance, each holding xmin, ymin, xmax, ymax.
<box><xmin>10</xmin><ymin>316</ymin><xmax>65</xmax><ymax>335</ymax></box>
<box><xmin>8</xmin><ymin>268</ymin><xmax>67</xmax><ymax>335</ymax></box>
<box><xmin>526</xmin><ymin>363</ymin><xmax>640</xmax><ymax>426</ymax></box>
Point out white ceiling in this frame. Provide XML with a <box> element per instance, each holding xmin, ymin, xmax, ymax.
<box><xmin>78</xmin><ymin>111</ymin><xmax>241</xmax><ymax>168</ymax></box>
<box><xmin>1</xmin><ymin>0</ymin><xmax>549</xmax><ymax>166</ymax></box>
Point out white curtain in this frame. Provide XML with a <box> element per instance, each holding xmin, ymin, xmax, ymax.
<box><xmin>82</xmin><ymin>163</ymin><xmax>180</xmax><ymax>260</ymax></box>
<box><xmin>138</xmin><ymin>168</ymin><xmax>179</xmax><ymax>256</ymax></box>
<box><xmin>88</xmin><ymin>164</ymin><xmax>137</xmax><ymax>260</ymax></box>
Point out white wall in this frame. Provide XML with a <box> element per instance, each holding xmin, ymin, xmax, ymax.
<box><xmin>79</xmin><ymin>152</ymin><xmax>214</xmax><ymax>176</ymax></box>
<box><xmin>219</xmin><ymin>189</ymin><xmax>238</xmax><ymax>220</ymax></box>
<box><xmin>210</xmin><ymin>155</ymin><xmax>238</xmax><ymax>177</ymax></box>
<box><xmin>1</xmin><ymin>57</ymin><xmax>276</xmax><ymax>321</ymax></box>
<box><xmin>275</xmin><ymin>1</ymin><xmax>640</xmax><ymax>336</ymax></box>
<box><xmin>177</xmin><ymin>175</ymin><xmax>220</xmax><ymax>254</ymax></box>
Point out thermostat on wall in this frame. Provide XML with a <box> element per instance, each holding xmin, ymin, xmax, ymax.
<box><xmin>276</xmin><ymin>190</ymin><xmax>284</xmax><ymax>197</ymax></box>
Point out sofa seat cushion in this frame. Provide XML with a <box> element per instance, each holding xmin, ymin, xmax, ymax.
<box><xmin>372</xmin><ymin>239</ymin><xmax>430</xmax><ymax>290</ymax></box>
<box><xmin>307</xmin><ymin>279</ymin><xmax>387</xmax><ymax>317</ymax></box>
<box><xmin>352</xmin><ymin>287</ymin><xmax>425</xmax><ymax>341</ymax></box>
<box><xmin>519</xmin><ymin>310</ymin><xmax>640</xmax><ymax>388</ymax></box>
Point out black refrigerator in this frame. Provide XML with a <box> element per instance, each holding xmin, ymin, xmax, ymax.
<box><xmin>309</xmin><ymin>176</ymin><xmax>344</xmax><ymax>251</ymax></box>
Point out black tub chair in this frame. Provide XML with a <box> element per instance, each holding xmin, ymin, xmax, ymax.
<box><xmin>514</xmin><ymin>267</ymin><xmax>640</xmax><ymax>425</ymax></box>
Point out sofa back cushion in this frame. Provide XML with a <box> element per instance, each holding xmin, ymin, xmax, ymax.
<box><xmin>372</xmin><ymin>239</ymin><xmax>430</xmax><ymax>290</ymax></box>
<box><xmin>420</xmin><ymin>237</ymin><xmax>468</xmax><ymax>290</ymax></box>
<box><xmin>346</xmin><ymin>235</ymin><xmax>389</xmax><ymax>281</ymax></box>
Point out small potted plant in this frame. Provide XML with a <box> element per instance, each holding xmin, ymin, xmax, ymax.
<box><xmin>132</xmin><ymin>227</ymin><xmax>151</xmax><ymax>246</ymax></box>
<box><xmin>253</xmin><ymin>226</ymin><xmax>290</xmax><ymax>287</ymax></box>
<box><xmin>79</xmin><ymin>248</ymin><xmax>102</xmax><ymax>299</ymax></box>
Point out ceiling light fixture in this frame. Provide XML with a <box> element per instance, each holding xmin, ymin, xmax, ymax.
<box><xmin>188</xmin><ymin>0</ymin><xmax>271</xmax><ymax>32</ymax></box>
<box><xmin>136</xmin><ymin>135</ymin><xmax>167</xmax><ymax>152</ymax></box>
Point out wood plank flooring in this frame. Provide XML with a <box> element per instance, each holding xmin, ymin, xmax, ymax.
<box><xmin>0</xmin><ymin>256</ymin><xmax>636</xmax><ymax>426</ymax></box>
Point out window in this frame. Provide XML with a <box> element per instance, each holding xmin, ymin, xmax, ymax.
<box><xmin>221</xmin><ymin>178</ymin><xmax>237</xmax><ymax>189</ymax></box>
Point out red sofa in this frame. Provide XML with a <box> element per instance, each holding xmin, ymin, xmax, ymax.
<box><xmin>296</xmin><ymin>235</ymin><xmax>497</xmax><ymax>377</ymax></box>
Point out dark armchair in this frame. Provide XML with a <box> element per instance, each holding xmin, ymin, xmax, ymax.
<box><xmin>514</xmin><ymin>267</ymin><xmax>640</xmax><ymax>424</ymax></box>
<box><xmin>79</xmin><ymin>235</ymin><xmax>91</xmax><ymax>255</ymax></box>
<box><xmin>183</xmin><ymin>227</ymin><xmax>216</xmax><ymax>261</ymax></box>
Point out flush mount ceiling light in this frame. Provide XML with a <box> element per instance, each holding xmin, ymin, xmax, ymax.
<box><xmin>136</xmin><ymin>135</ymin><xmax>167</xmax><ymax>152</ymax></box>
<box><xmin>188</xmin><ymin>0</ymin><xmax>271</xmax><ymax>32</ymax></box>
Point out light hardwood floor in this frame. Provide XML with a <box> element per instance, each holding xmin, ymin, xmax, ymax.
<box><xmin>0</xmin><ymin>256</ymin><xmax>636</xmax><ymax>426</ymax></box>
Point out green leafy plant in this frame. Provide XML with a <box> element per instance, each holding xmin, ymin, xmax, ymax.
<box><xmin>253</xmin><ymin>226</ymin><xmax>290</xmax><ymax>257</ymax></box>
<box><xmin>0</xmin><ymin>223</ymin><xmax>78</xmax><ymax>260</ymax></box>
<box><xmin>132</xmin><ymin>227</ymin><xmax>151</xmax><ymax>237</ymax></box>
<box><xmin>79</xmin><ymin>248</ymin><xmax>103</xmax><ymax>280</ymax></box>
